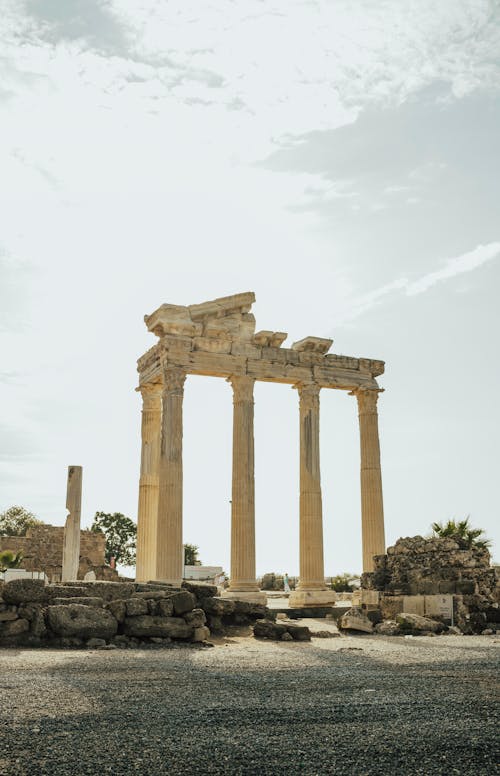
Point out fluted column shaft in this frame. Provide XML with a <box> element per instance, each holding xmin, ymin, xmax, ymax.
<box><xmin>228</xmin><ymin>375</ymin><xmax>259</xmax><ymax>592</ymax></box>
<box><xmin>156</xmin><ymin>367</ymin><xmax>186</xmax><ymax>584</ymax></box>
<box><xmin>296</xmin><ymin>383</ymin><xmax>326</xmax><ymax>591</ymax></box>
<box><xmin>135</xmin><ymin>383</ymin><xmax>162</xmax><ymax>582</ymax></box>
<box><xmin>354</xmin><ymin>388</ymin><xmax>386</xmax><ymax>572</ymax></box>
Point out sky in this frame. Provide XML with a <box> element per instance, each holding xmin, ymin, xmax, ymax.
<box><xmin>1</xmin><ymin>0</ymin><xmax>499</xmax><ymax>576</ymax></box>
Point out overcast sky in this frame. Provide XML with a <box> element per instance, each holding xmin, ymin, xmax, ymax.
<box><xmin>1</xmin><ymin>0</ymin><xmax>499</xmax><ymax>576</ymax></box>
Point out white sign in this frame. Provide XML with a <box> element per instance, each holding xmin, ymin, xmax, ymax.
<box><xmin>424</xmin><ymin>595</ymin><xmax>453</xmax><ymax>621</ymax></box>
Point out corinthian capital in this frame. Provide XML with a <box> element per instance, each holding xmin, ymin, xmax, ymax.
<box><xmin>137</xmin><ymin>382</ymin><xmax>163</xmax><ymax>410</ymax></box>
<box><xmin>351</xmin><ymin>388</ymin><xmax>383</xmax><ymax>414</ymax></box>
<box><xmin>229</xmin><ymin>375</ymin><xmax>255</xmax><ymax>404</ymax></box>
<box><xmin>295</xmin><ymin>382</ymin><xmax>321</xmax><ymax>412</ymax></box>
<box><xmin>162</xmin><ymin>366</ymin><xmax>186</xmax><ymax>394</ymax></box>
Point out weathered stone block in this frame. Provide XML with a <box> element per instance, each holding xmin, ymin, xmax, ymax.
<box><xmin>253</xmin><ymin>619</ymin><xmax>287</xmax><ymax>639</ymax></box>
<box><xmin>184</xmin><ymin>608</ymin><xmax>206</xmax><ymax>628</ymax></box>
<box><xmin>396</xmin><ymin>613</ymin><xmax>444</xmax><ymax>633</ymax></box>
<box><xmin>52</xmin><ymin>597</ymin><xmax>103</xmax><ymax>607</ymax></box>
<box><xmin>105</xmin><ymin>599</ymin><xmax>127</xmax><ymax>622</ymax></box>
<box><xmin>47</xmin><ymin>586</ymin><xmax>89</xmax><ymax>599</ymax></box>
<box><xmin>181</xmin><ymin>581</ymin><xmax>218</xmax><ymax>600</ymax></box>
<box><xmin>125</xmin><ymin>598</ymin><xmax>148</xmax><ymax>617</ymax></box>
<box><xmin>0</xmin><ymin>618</ymin><xmax>29</xmax><ymax>638</ymax></box>
<box><xmin>2</xmin><ymin>579</ymin><xmax>48</xmax><ymax>604</ymax></box>
<box><xmin>456</xmin><ymin>580</ymin><xmax>476</xmax><ymax>595</ymax></box>
<box><xmin>286</xmin><ymin>623</ymin><xmax>311</xmax><ymax>641</ymax></box>
<box><xmin>375</xmin><ymin>621</ymin><xmax>401</xmax><ymax>636</ymax></box>
<box><xmin>47</xmin><ymin>604</ymin><xmax>118</xmax><ymax>640</ymax></box>
<box><xmin>75</xmin><ymin>581</ymin><xmax>135</xmax><ymax>601</ymax></box>
<box><xmin>171</xmin><ymin>591</ymin><xmax>196</xmax><ymax>615</ymax></box>
<box><xmin>0</xmin><ymin>610</ymin><xmax>18</xmax><ymax>622</ymax></box>
<box><xmin>157</xmin><ymin>599</ymin><xmax>174</xmax><ymax>617</ymax></box>
<box><xmin>438</xmin><ymin>581</ymin><xmax>457</xmax><ymax>594</ymax></box>
<box><xmin>191</xmin><ymin>626</ymin><xmax>211</xmax><ymax>642</ymax></box>
<box><xmin>123</xmin><ymin>615</ymin><xmax>193</xmax><ymax>639</ymax></box>
<box><xmin>340</xmin><ymin>609</ymin><xmax>373</xmax><ymax>633</ymax></box>
<box><xmin>202</xmin><ymin>597</ymin><xmax>235</xmax><ymax>616</ymax></box>
<box><xmin>402</xmin><ymin>595</ymin><xmax>425</xmax><ymax>616</ymax></box>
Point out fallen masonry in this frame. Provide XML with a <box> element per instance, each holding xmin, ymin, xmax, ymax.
<box><xmin>356</xmin><ymin>535</ymin><xmax>500</xmax><ymax>635</ymax></box>
<box><xmin>0</xmin><ymin>579</ymin><xmax>275</xmax><ymax>649</ymax></box>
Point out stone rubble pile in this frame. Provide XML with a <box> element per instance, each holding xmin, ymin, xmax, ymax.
<box><xmin>360</xmin><ymin>536</ymin><xmax>500</xmax><ymax>635</ymax></box>
<box><xmin>253</xmin><ymin>618</ymin><xmax>311</xmax><ymax>641</ymax></box>
<box><xmin>0</xmin><ymin>578</ymin><xmax>275</xmax><ymax>649</ymax></box>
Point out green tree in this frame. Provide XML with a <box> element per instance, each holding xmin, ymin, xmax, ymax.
<box><xmin>0</xmin><ymin>506</ymin><xmax>43</xmax><ymax>537</ymax></box>
<box><xmin>330</xmin><ymin>572</ymin><xmax>358</xmax><ymax>592</ymax></box>
<box><xmin>90</xmin><ymin>512</ymin><xmax>137</xmax><ymax>566</ymax></box>
<box><xmin>0</xmin><ymin>550</ymin><xmax>24</xmax><ymax>572</ymax></box>
<box><xmin>184</xmin><ymin>544</ymin><xmax>201</xmax><ymax>566</ymax></box>
<box><xmin>431</xmin><ymin>517</ymin><xmax>491</xmax><ymax>550</ymax></box>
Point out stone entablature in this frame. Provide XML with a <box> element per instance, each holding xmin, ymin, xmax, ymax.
<box><xmin>135</xmin><ymin>292</ymin><xmax>387</xmax><ymax>600</ymax></box>
<box><xmin>137</xmin><ymin>292</ymin><xmax>384</xmax><ymax>390</ymax></box>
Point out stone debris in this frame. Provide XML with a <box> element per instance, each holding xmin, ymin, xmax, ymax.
<box><xmin>375</xmin><ymin>621</ymin><xmax>401</xmax><ymax>636</ymax></box>
<box><xmin>360</xmin><ymin>535</ymin><xmax>500</xmax><ymax>634</ymax></box>
<box><xmin>395</xmin><ymin>612</ymin><xmax>444</xmax><ymax>634</ymax></box>
<box><xmin>253</xmin><ymin>619</ymin><xmax>311</xmax><ymax>641</ymax></box>
<box><xmin>47</xmin><ymin>605</ymin><xmax>118</xmax><ymax>641</ymax></box>
<box><xmin>0</xmin><ymin>578</ymin><xmax>276</xmax><ymax>648</ymax></box>
<box><xmin>340</xmin><ymin>609</ymin><xmax>373</xmax><ymax>633</ymax></box>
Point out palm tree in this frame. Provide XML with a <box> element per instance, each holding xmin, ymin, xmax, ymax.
<box><xmin>0</xmin><ymin>550</ymin><xmax>24</xmax><ymax>573</ymax></box>
<box><xmin>431</xmin><ymin>517</ymin><xmax>491</xmax><ymax>550</ymax></box>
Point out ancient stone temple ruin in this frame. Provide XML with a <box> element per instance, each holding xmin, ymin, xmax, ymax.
<box><xmin>135</xmin><ymin>292</ymin><xmax>386</xmax><ymax>605</ymax></box>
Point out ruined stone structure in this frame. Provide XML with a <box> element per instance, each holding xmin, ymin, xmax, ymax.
<box><xmin>363</xmin><ymin>536</ymin><xmax>498</xmax><ymax>597</ymax></box>
<box><xmin>360</xmin><ymin>536</ymin><xmax>500</xmax><ymax>633</ymax></box>
<box><xmin>0</xmin><ymin>578</ymin><xmax>270</xmax><ymax>647</ymax></box>
<box><xmin>135</xmin><ymin>292</ymin><xmax>386</xmax><ymax>604</ymax></box>
<box><xmin>0</xmin><ymin>525</ymin><xmax>115</xmax><ymax>583</ymax></box>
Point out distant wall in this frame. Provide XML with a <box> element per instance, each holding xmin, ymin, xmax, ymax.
<box><xmin>0</xmin><ymin>525</ymin><xmax>116</xmax><ymax>582</ymax></box>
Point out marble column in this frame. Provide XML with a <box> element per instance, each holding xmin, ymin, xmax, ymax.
<box><xmin>354</xmin><ymin>388</ymin><xmax>386</xmax><ymax>572</ymax></box>
<box><xmin>61</xmin><ymin>465</ymin><xmax>82</xmax><ymax>582</ymax></box>
<box><xmin>135</xmin><ymin>383</ymin><xmax>162</xmax><ymax>582</ymax></box>
<box><xmin>289</xmin><ymin>383</ymin><xmax>335</xmax><ymax>607</ymax></box>
<box><xmin>155</xmin><ymin>367</ymin><xmax>186</xmax><ymax>585</ymax></box>
<box><xmin>223</xmin><ymin>375</ymin><xmax>266</xmax><ymax>603</ymax></box>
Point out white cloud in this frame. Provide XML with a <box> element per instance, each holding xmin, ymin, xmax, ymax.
<box><xmin>337</xmin><ymin>242</ymin><xmax>500</xmax><ymax>323</ymax></box>
<box><xmin>406</xmin><ymin>242</ymin><xmax>500</xmax><ymax>295</ymax></box>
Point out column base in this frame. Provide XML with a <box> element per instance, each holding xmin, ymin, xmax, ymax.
<box><xmin>289</xmin><ymin>590</ymin><xmax>337</xmax><ymax>608</ymax></box>
<box><xmin>221</xmin><ymin>590</ymin><xmax>268</xmax><ymax>605</ymax></box>
<box><xmin>153</xmin><ymin>578</ymin><xmax>182</xmax><ymax>587</ymax></box>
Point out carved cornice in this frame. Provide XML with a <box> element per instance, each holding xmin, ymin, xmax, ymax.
<box><xmin>295</xmin><ymin>382</ymin><xmax>321</xmax><ymax>412</ymax></box>
<box><xmin>351</xmin><ymin>388</ymin><xmax>383</xmax><ymax>414</ymax></box>
<box><xmin>162</xmin><ymin>366</ymin><xmax>187</xmax><ymax>394</ymax></box>
<box><xmin>229</xmin><ymin>375</ymin><xmax>255</xmax><ymax>404</ymax></box>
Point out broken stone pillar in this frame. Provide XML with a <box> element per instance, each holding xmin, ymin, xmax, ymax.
<box><xmin>353</xmin><ymin>388</ymin><xmax>386</xmax><ymax>572</ymax></box>
<box><xmin>156</xmin><ymin>367</ymin><xmax>186</xmax><ymax>585</ymax></box>
<box><xmin>289</xmin><ymin>384</ymin><xmax>335</xmax><ymax>607</ymax></box>
<box><xmin>222</xmin><ymin>375</ymin><xmax>266</xmax><ymax>604</ymax></box>
<box><xmin>135</xmin><ymin>382</ymin><xmax>162</xmax><ymax>582</ymax></box>
<box><xmin>61</xmin><ymin>466</ymin><xmax>82</xmax><ymax>583</ymax></box>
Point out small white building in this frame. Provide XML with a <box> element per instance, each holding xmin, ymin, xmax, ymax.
<box><xmin>183</xmin><ymin>565</ymin><xmax>223</xmax><ymax>582</ymax></box>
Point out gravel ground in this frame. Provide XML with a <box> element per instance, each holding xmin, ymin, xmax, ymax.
<box><xmin>1</xmin><ymin>634</ymin><xmax>499</xmax><ymax>776</ymax></box>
